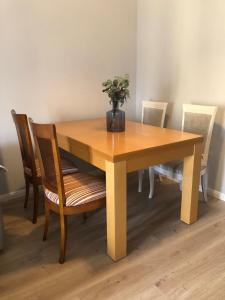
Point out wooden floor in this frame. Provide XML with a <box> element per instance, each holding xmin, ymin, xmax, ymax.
<box><xmin>1</xmin><ymin>174</ymin><xmax>225</xmax><ymax>300</ymax></box>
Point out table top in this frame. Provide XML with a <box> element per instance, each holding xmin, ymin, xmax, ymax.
<box><xmin>56</xmin><ymin>118</ymin><xmax>203</xmax><ymax>160</ymax></box>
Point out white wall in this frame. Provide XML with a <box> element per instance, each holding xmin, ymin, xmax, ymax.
<box><xmin>0</xmin><ymin>0</ymin><xmax>137</xmax><ymax>193</ymax></box>
<box><xmin>136</xmin><ymin>0</ymin><xmax>225</xmax><ymax>195</ymax></box>
<box><xmin>1</xmin><ymin>0</ymin><xmax>225</xmax><ymax>197</ymax></box>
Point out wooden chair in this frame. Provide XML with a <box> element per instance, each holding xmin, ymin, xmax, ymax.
<box><xmin>138</xmin><ymin>101</ymin><xmax>168</xmax><ymax>197</ymax></box>
<box><xmin>150</xmin><ymin>104</ymin><xmax>218</xmax><ymax>201</ymax></box>
<box><xmin>29</xmin><ymin>120</ymin><xmax>106</xmax><ymax>264</ymax></box>
<box><xmin>11</xmin><ymin>110</ymin><xmax>78</xmax><ymax>223</ymax></box>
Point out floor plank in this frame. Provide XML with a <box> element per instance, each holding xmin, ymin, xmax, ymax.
<box><xmin>1</xmin><ymin>173</ymin><xmax>225</xmax><ymax>300</ymax></box>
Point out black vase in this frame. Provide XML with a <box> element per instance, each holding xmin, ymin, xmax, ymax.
<box><xmin>106</xmin><ymin>101</ymin><xmax>125</xmax><ymax>132</ymax></box>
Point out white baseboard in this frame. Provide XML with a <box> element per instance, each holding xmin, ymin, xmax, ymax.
<box><xmin>1</xmin><ymin>186</ymin><xmax>225</xmax><ymax>203</ymax></box>
<box><xmin>208</xmin><ymin>188</ymin><xmax>225</xmax><ymax>201</ymax></box>
<box><xmin>0</xmin><ymin>189</ymin><xmax>25</xmax><ymax>203</ymax></box>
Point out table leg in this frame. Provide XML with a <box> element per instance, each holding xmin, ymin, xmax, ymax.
<box><xmin>181</xmin><ymin>142</ymin><xmax>202</xmax><ymax>224</ymax></box>
<box><xmin>106</xmin><ymin>160</ymin><xmax>127</xmax><ymax>261</ymax></box>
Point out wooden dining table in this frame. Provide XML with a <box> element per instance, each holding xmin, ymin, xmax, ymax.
<box><xmin>56</xmin><ymin>118</ymin><xmax>203</xmax><ymax>262</ymax></box>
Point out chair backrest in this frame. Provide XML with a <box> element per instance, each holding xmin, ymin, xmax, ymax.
<box><xmin>29</xmin><ymin>120</ymin><xmax>65</xmax><ymax>207</ymax></box>
<box><xmin>182</xmin><ymin>104</ymin><xmax>217</xmax><ymax>167</ymax></box>
<box><xmin>11</xmin><ymin>110</ymin><xmax>37</xmax><ymax>176</ymax></box>
<box><xmin>142</xmin><ymin>101</ymin><xmax>168</xmax><ymax>128</ymax></box>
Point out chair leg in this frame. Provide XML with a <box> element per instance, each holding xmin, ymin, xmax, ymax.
<box><xmin>59</xmin><ymin>215</ymin><xmax>67</xmax><ymax>264</ymax></box>
<box><xmin>149</xmin><ymin>167</ymin><xmax>155</xmax><ymax>199</ymax></box>
<box><xmin>82</xmin><ymin>212</ymin><xmax>87</xmax><ymax>222</ymax></box>
<box><xmin>201</xmin><ymin>172</ymin><xmax>208</xmax><ymax>202</ymax></box>
<box><xmin>24</xmin><ymin>176</ymin><xmax>30</xmax><ymax>209</ymax></box>
<box><xmin>43</xmin><ymin>203</ymin><xmax>50</xmax><ymax>241</ymax></box>
<box><xmin>32</xmin><ymin>184</ymin><xmax>39</xmax><ymax>224</ymax></box>
<box><xmin>138</xmin><ymin>169</ymin><xmax>144</xmax><ymax>192</ymax></box>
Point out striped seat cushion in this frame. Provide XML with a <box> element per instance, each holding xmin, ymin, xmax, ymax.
<box><xmin>45</xmin><ymin>173</ymin><xmax>106</xmax><ymax>207</ymax></box>
<box><xmin>24</xmin><ymin>158</ymin><xmax>79</xmax><ymax>177</ymax></box>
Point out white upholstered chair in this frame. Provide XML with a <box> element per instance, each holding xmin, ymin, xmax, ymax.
<box><xmin>149</xmin><ymin>104</ymin><xmax>217</xmax><ymax>202</ymax></box>
<box><xmin>138</xmin><ymin>101</ymin><xmax>168</xmax><ymax>197</ymax></box>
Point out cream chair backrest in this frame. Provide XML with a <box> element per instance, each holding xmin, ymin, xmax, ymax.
<box><xmin>142</xmin><ymin>101</ymin><xmax>168</xmax><ymax>128</ymax></box>
<box><xmin>182</xmin><ymin>104</ymin><xmax>217</xmax><ymax>167</ymax></box>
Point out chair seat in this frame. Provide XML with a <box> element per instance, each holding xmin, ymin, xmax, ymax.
<box><xmin>24</xmin><ymin>158</ymin><xmax>79</xmax><ymax>178</ymax></box>
<box><xmin>45</xmin><ymin>173</ymin><xmax>106</xmax><ymax>207</ymax></box>
<box><xmin>153</xmin><ymin>160</ymin><xmax>206</xmax><ymax>182</ymax></box>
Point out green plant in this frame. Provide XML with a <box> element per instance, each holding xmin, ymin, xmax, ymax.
<box><xmin>102</xmin><ymin>74</ymin><xmax>130</xmax><ymax>107</ymax></box>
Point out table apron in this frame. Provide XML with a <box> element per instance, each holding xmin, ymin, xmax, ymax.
<box><xmin>126</xmin><ymin>143</ymin><xmax>194</xmax><ymax>173</ymax></box>
<box><xmin>58</xmin><ymin>134</ymin><xmax>196</xmax><ymax>174</ymax></box>
<box><xmin>58</xmin><ymin>134</ymin><xmax>106</xmax><ymax>171</ymax></box>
